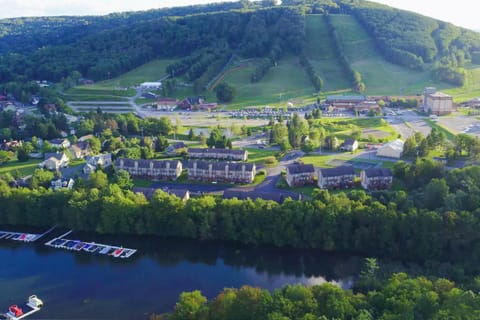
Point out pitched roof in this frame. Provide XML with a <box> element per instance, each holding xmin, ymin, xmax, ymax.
<box><xmin>319</xmin><ymin>166</ymin><xmax>355</xmax><ymax>177</ymax></box>
<box><xmin>342</xmin><ymin>139</ymin><xmax>357</xmax><ymax>147</ymax></box>
<box><xmin>49</xmin><ymin>138</ymin><xmax>68</xmax><ymax>145</ymax></box>
<box><xmin>287</xmin><ymin>164</ymin><xmax>315</xmax><ymax>174</ymax></box>
<box><xmin>188</xmin><ymin>148</ymin><xmax>246</xmax><ymax>156</ymax></box>
<box><xmin>379</xmin><ymin>139</ymin><xmax>404</xmax><ymax>152</ymax></box>
<box><xmin>115</xmin><ymin>158</ymin><xmax>181</xmax><ymax>169</ymax></box>
<box><xmin>223</xmin><ymin>190</ymin><xmax>297</xmax><ymax>203</ymax></box>
<box><xmin>44</xmin><ymin>152</ymin><xmax>67</xmax><ymax>161</ymax></box>
<box><xmin>187</xmin><ymin>160</ymin><xmax>255</xmax><ymax>172</ymax></box>
<box><xmin>363</xmin><ymin>168</ymin><xmax>392</xmax><ymax>178</ymax></box>
<box><xmin>326</xmin><ymin>95</ymin><xmax>366</xmax><ymax>102</ymax></box>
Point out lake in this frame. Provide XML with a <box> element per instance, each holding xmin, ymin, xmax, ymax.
<box><xmin>0</xmin><ymin>229</ymin><xmax>361</xmax><ymax>319</ymax></box>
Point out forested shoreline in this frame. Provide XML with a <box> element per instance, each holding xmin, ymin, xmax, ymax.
<box><xmin>1</xmin><ymin>161</ymin><xmax>480</xmax><ymax>274</ymax></box>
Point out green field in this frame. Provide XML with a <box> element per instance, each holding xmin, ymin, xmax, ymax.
<box><xmin>311</xmin><ymin>117</ymin><xmax>397</xmax><ymax>142</ymax></box>
<box><xmin>221</xmin><ymin>55</ymin><xmax>315</xmax><ymax>108</ymax></box>
<box><xmin>0</xmin><ymin>159</ymin><xmax>42</xmax><ymax>176</ymax></box>
<box><xmin>86</xmin><ymin>59</ymin><xmax>178</xmax><ymax>89</ymax></box>
<box><xmin>328</xmin><ymin>15</ymin><xmax>448</xmax><ymax>95</ymax></box>
<box><xmin>444</xmin><ymin>63</ymin><xmax>480</xmax><ymax>102</ymax></box>
<box><xmin>305</xmin><ymin>15</ymin><xmax>351</xmax><ymax>91</ymax></box>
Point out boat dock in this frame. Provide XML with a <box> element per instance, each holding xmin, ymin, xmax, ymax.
<box><xmin>44</xmin><ymin>230</ymin><xmax>137</xmax><ymax>259</ymax></box>
<box><xmin>0</xmin><ymin>226</ymin><xmax>55</xmax><ymax>243</ymax></box>
<box><xmin>1</xmin><ymin>295</ymin><xmax>43</xmax><ymax>320</ymax></box>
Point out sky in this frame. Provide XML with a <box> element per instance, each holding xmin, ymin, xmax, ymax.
<box><xmin>0</xmin><ymin>0</ymin><xmax>478</xmax><ymax>31</ymax></box>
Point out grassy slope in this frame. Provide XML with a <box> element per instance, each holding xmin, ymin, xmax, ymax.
<box><xmin>444</xmin><ymin>63</ymin><xmax>480</xmax><ymax>102</ymax></box>
<box><xmin>329</xmin><ymin>14</ymin><xmax>448</xmax><ymax>95</ymax></box>
<box><xmin>222</xmin><ymin>55</ymin><xmax>314</xmax><ymax>108</ymax></box>
<box><xmin>88</xmin><ymin>59</ymin><xmax>177</xmax><ymax>89</ymax></box>
<box><xmin>305</xmin><ymin>15</ymin><xmax>351</xmax><ymax>91</ymax></box>
<box><xmin>0</xmin><ymin>159</ymin><xmax>42</xmax><ymax>176</ymax></box>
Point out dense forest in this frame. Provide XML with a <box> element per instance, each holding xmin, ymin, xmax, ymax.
<box><xmin>162</xmin><ymin>273</ymin><xmax>480</xmax><ymax>319</ymax></box>
<box><xmin>1</xmin><ymin>0</ymin><xmax>480</xmax><ymax>92</ymax></box>
<box><xmin>2</xmin><ymin>161</ymin><xmax>480</xmax><ymax>276</ymax></box>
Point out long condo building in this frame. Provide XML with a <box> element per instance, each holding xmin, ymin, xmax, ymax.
<box><xmin>187</xmin><ymin>148</ymin><xmax>248</xmax><ymax>161</ymax></box>
<box><xmin>115</xmin><ymin>158</ymin><xmax>182</xmax><ymax>180</ymax></box>
<box><xmin>187</xmin><ymin>160</ymin><xmax>255</xmax><ymax>184</ymax></box>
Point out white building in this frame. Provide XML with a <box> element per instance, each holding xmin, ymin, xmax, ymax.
<box><xmin>376</xmin><ymin>139</ymin><xmax>404</xmax><ymax>159</ymax></box>
<box><xmin>423</xmin><ymin>87</ymin><xmax>453</xmax><ymax>115</ymax></box>
<box><xmin>139</xmin><ymin>82</ymin><xmax>162</xmax><ymax>90</ymax></box>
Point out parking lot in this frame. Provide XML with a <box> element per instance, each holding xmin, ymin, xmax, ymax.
<box><xmin>438</xmin><ymin>116</ymin><xmax>480</xmax><ymax>137</ymax></box>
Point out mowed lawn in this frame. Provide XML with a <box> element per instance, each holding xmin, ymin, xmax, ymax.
<box><xmin>329</xmin><ymin>15</ymin><xmax>448</xmax><ymax>95</ymax></box>
<box><xmin>305</xmin><ymin>15</ymin><xmax>351</xmax><ymax>91</ymax></box>
<box><xmin>221</xmin><ymin>55</ymin><xmax>315</xmax><ymax>108</ymax></box>
<box><xmin>0</xmin><ymin>159</ymin><xmax>42</xmax><ymax>176</ymax></box>
<box><xmin>88</xmin><ymin>59</ymin><xmax>177</xmax><ymax>89</ymax></box>
<box><xmin>444</xmin><ymin>63</ymin><xmax>480</xmax><ymax>103</ymax></box>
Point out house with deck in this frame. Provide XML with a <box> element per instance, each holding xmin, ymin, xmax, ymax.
<box><xmin>69</xmin><ymin>141</ymin><xmax>92</xmax><ymax>159</ymax></box>
<box><xmin>285</xmin><ymin>164</ymin><xmax>315</xmax><ymax>187</ymax></box>
<box><xmin>41</xmin><ymin>152</ymin><xmax>69</xmax><ymax>171</ymax></box>
<box><xmin>115</xmin><ymin>158</ymin><xmax>182</xmax><ymax>180</ymax></box>
<box><xmin>360</xmin><ymin>168</ymin><xmax>393</xmax><ymax>190</ymax></box>
<box><xmin>187</xmin><ymin>160</ymin><xmax>255</xmax><ymax>184</ymax></box>
<box><xmin>318</xmin><ymin>166</ymin><xmax>355</xmax><ymax>189</ymax></box>
<box><xmin>188</xmin><ymin>148</ymin><xmax>248</xmax><ymax>161</ymax></box>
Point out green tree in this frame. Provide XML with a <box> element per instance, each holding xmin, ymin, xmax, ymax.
<box><xmin>30</xmin><ymin>169</ymin><xmax>55</xmax><ymax>189</ymax></box>
<box><xmin>424</xmin><ymin>178</ymin><xmax>449</xmax><ymax>209</ymax></box>
<box><xmin>88</xmin><ymin>170</ymin><xmax>108</xmax><ymax>189</ymax></box>
<box><xmin>288</xmin><ymin>113</ymin><xmax>309</xmax><ymax>148</ymax></box>
<box><xmin>113</xmin><ymin>169</ymin><xmax>134</xmax><ymax>190</ymax></box>
<box><xmin>216</xmin><ymin>82</ymin><xmax>236</xmax><ymax>103</ymax></box>
<box><xmin>17</xmin><ymin>143</ymin><xmax>34</xmax><ymax>162</ymax></box>
<box><xmin>171</xmin><ymin>291</ymin><xmax>208</xmax><ymax>320</ymax></box>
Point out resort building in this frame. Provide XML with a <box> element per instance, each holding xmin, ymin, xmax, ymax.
<box><xmin>285</xmin><ymin>164</ymin><xmax>315</xmax><ymax>187</ymax></box>
<box><xmin>318</xmin><ymin>166</ymin><xmax>355</xmax><ymax>189</ymax></box>
<box><xmin>115</xmin><ymin>158</ymin><xmax>182</xmax><ymax>180</ymax></box>
<box><xmin>360</xmin><ymin>168</ymin><xmax>393</xmax><ymax>190</ymax></box>
<box><xmin>423</xmin><ymin>87</ymin><xmax>453</xmax><ymax>115</ymax></box>
<box><xmin>188</xmin><ymin>148</ymin><xmax>248</xmax><ymax>161</ymax></box>
<box><xmin>187</xmin><ymin>160</ymin><xmax>255</xmax><ymax>184</ymax></box>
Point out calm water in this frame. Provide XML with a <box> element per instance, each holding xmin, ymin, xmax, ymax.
<box><xmin>0</xmin><ymin>229</ymin><xmax>361</xmax><ymax>319</ymax></box>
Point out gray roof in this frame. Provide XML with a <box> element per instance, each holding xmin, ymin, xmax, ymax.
<box><xmin>363</xmin><ymin>168</ymin><xmax>392</xmax><ymax>178</ymax></box>
<box><xmin>115</xmin><ymin>158</ymin><xmax>180</xmax><ymax>169</ymax></box>
<box><xmin>49</xmin><ymin>138</ymin><xmax>68</xmax><ymax>144</ymax></box>
<box><xmin>326</xmin><ymin>95</ymin><xmax>366</xmax><ymax>103</ymax></box>
<box><xmin>188</xmin><ymin>148</ymin><xmax>246</xmax><ymax>156</ymax></box>
<box><xmin>187</xmin><ymin>160</ymin><xmax>255</xmax><ymax>172</ymax></box>
<box><xmin>342</xmin><ymin>139</ymin><xmax>357</xmax><ymax>147</ymax></box>
<box><xmin>223</xmin><ymin>190</ymin><xmax>299</xmax><ymax>203</ymax></box>
<box><xmin>287</xmin><ymin>164</ymin><xmax>315</xmax><ymax>174</ymax></box>
<box><xmin>44</xmin><ymin>152</ymin><xmax>66</xmax><ymax>161</ymax></box>
<box><xmin>319</xmin><ymin>166</ymin><xmax>355</xmax><ymax>177</ymax></box>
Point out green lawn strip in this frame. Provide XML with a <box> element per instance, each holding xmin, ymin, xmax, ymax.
<box><xmin>89</xmin><ymin>59</ymin><xmax>178</xmax><ymax>88</ymax></box>
<box><xmin>245</xmin><ymin>148</ymin><xmax>279</xmax><ymax>163</ymax></box>
<box><xmin>311</xmin><ymin>117</ymin><xmax>397</xmax><ymax>141</ymax></box>
<box><xmin>305</xmin><ymin>15</ymin><xmax>351</xmax><ymax>91</ymax></box>
<box><xmin>63</xmin><ymin>94</ymin><xmax>130</xmax><ymax>102</ymax></box>
<box><xmin>66</xmin><ymin>87</ymin><xmax>136</xmax><ymax>97</ymax></box>
<box><xmin>444</xmin><ymin>63</ymin><xmax>480</xmax><ymax>103</ymax></box>
<box><xmin>221</xmin><ymin>55</ymin><xmax>315</xmax><ymax>108</ymax></box>
<box><xmin>424</xmin><ymin>119</ymin><xmax>455</xmax><ymax>141</ymax></box>
<box><xmin>328</xmin><ymin>14</ymin><xmax>450</xmax><ymax>95</ymax></box>
<box><xmin>239</xmin><ymin>169</ymin><xmax>267</xmax><ymax>188</ymax></box>
<box><xmin>0</xmin><ymin>159</ymin><xmax>43</xmax><ymax>176</ymax></box>
<box><xmin>133</xmin><ymin>178</ymin><xmax>153</xmax><ymax>188</ymax></box>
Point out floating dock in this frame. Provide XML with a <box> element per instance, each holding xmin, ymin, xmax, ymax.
<box><xmin>0</xmin><ymin>226</ymin><xmax>55</xmax><ymax>243</ymax></box>
<box><xmin>44</xmin><ymin>230</ymin><xmax>136</xmax><ymax>259</ymax></box>
<box><xmin>0</xmin><ymin>295</ymin><xmax>43</xmax><ymax>320</ymax></box>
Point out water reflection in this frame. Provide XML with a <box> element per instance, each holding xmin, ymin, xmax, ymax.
<box><xmin>0</xmin><ymin>230</ymin><xmax>361</xmax><ymax>319</ymax></box>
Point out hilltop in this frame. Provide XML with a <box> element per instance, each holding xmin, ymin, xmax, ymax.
<box><xmin>1</xmin><ymin>0</ymin><xmax>480</xmax><ymax>106</ymax></box>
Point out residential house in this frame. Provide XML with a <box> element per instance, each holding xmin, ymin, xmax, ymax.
<box><xmin>51</xmin><ymin>178</ymin><xmax>75</xmax><ymax>191</ymax></box>
<box><xmin>285</xmin><ymin>164</ymin><xmax>315</xmax><ymax>187</ymax></box>
<box><xmin>115</xmin><ymin>158</ymin><xmax>182</xmax><ymax>180</ymax></box>
<box><xmin>376</xmin><ymin>139</ymin><xmax>404</xmax><ymax>159</ymax></box>
<box><xmin>318</xmin><ymin>166</ymin><xmax>355</xmax><ymax>189</ymax></box>
<box><xmin>69</xmin><ymin>141</ymin><xmax>92</xmax><ymax>159</ymax></box>
<box><xmin>340</xmin><ymin>139</ymin><xmax>358</xmax><ymax>152</ymax></box>
<box><xmin>41</xmin><ymin>152</ymin><xmax>69</xmax><ymax>171</ymax></box>
<box><xmin>166</xmin><ymin>142</ymin><xmax>187</xmax><ymax>155</ymax></box>
<box><xmin>1</xmin><ymin>140</ymin><xmax>22</xmax><ymax>151</ymax></box>
<box><xmin>360</xmin><ymin>168</ymin><xmax>393</xmax><ymax>190</ymax></box>
<box><xmin>82</xmin><ymin>163</ymin><xmax>96</xmax><ymax>175</ymax></box>
<box><xmin>49</xmin><ymin>138</ymin><xmax>71</xmax><ymax>149</ymax></box>
<box><xmin>188</xmin><ymin>148</ymin><xmax>248</xmax><ymax>161</ymax></box>
<box><xmin>132</xmin><ymin>187</ymin><xmax>190</xmax><ymax>201</ymax></box>
<box><xmin>157</xmin><ymin>98</ymin><xmax>178</xmax><ymax>111</ymax></box>
<box><xmin>187</xmin><ymin>160</ymin><xmax>256</xmax><ymax>184</ymax></box>
<box><xmin>86</xmin><ymin>153</ymin><xmax>112</xmax><ymax>168</ymax></box>
<box><xmin>178</xmin><ymin>96</ymin><xmax>205</xmax><ymax>110</ymax></box>
<box><xmin>78</xmin><ymin>134</ymin><xmax>94</xmax><ymax>142</ymax></box>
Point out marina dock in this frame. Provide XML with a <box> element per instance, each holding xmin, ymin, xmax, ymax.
<box><xmin>44</xmin><ymin>230</ymin><xmax>137</xmax><ymax>259</ymax></box>
<box><xmin>0</xmin><ymin>226</ymin><xmax>55</xmax><ymax>243</ymax></box>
